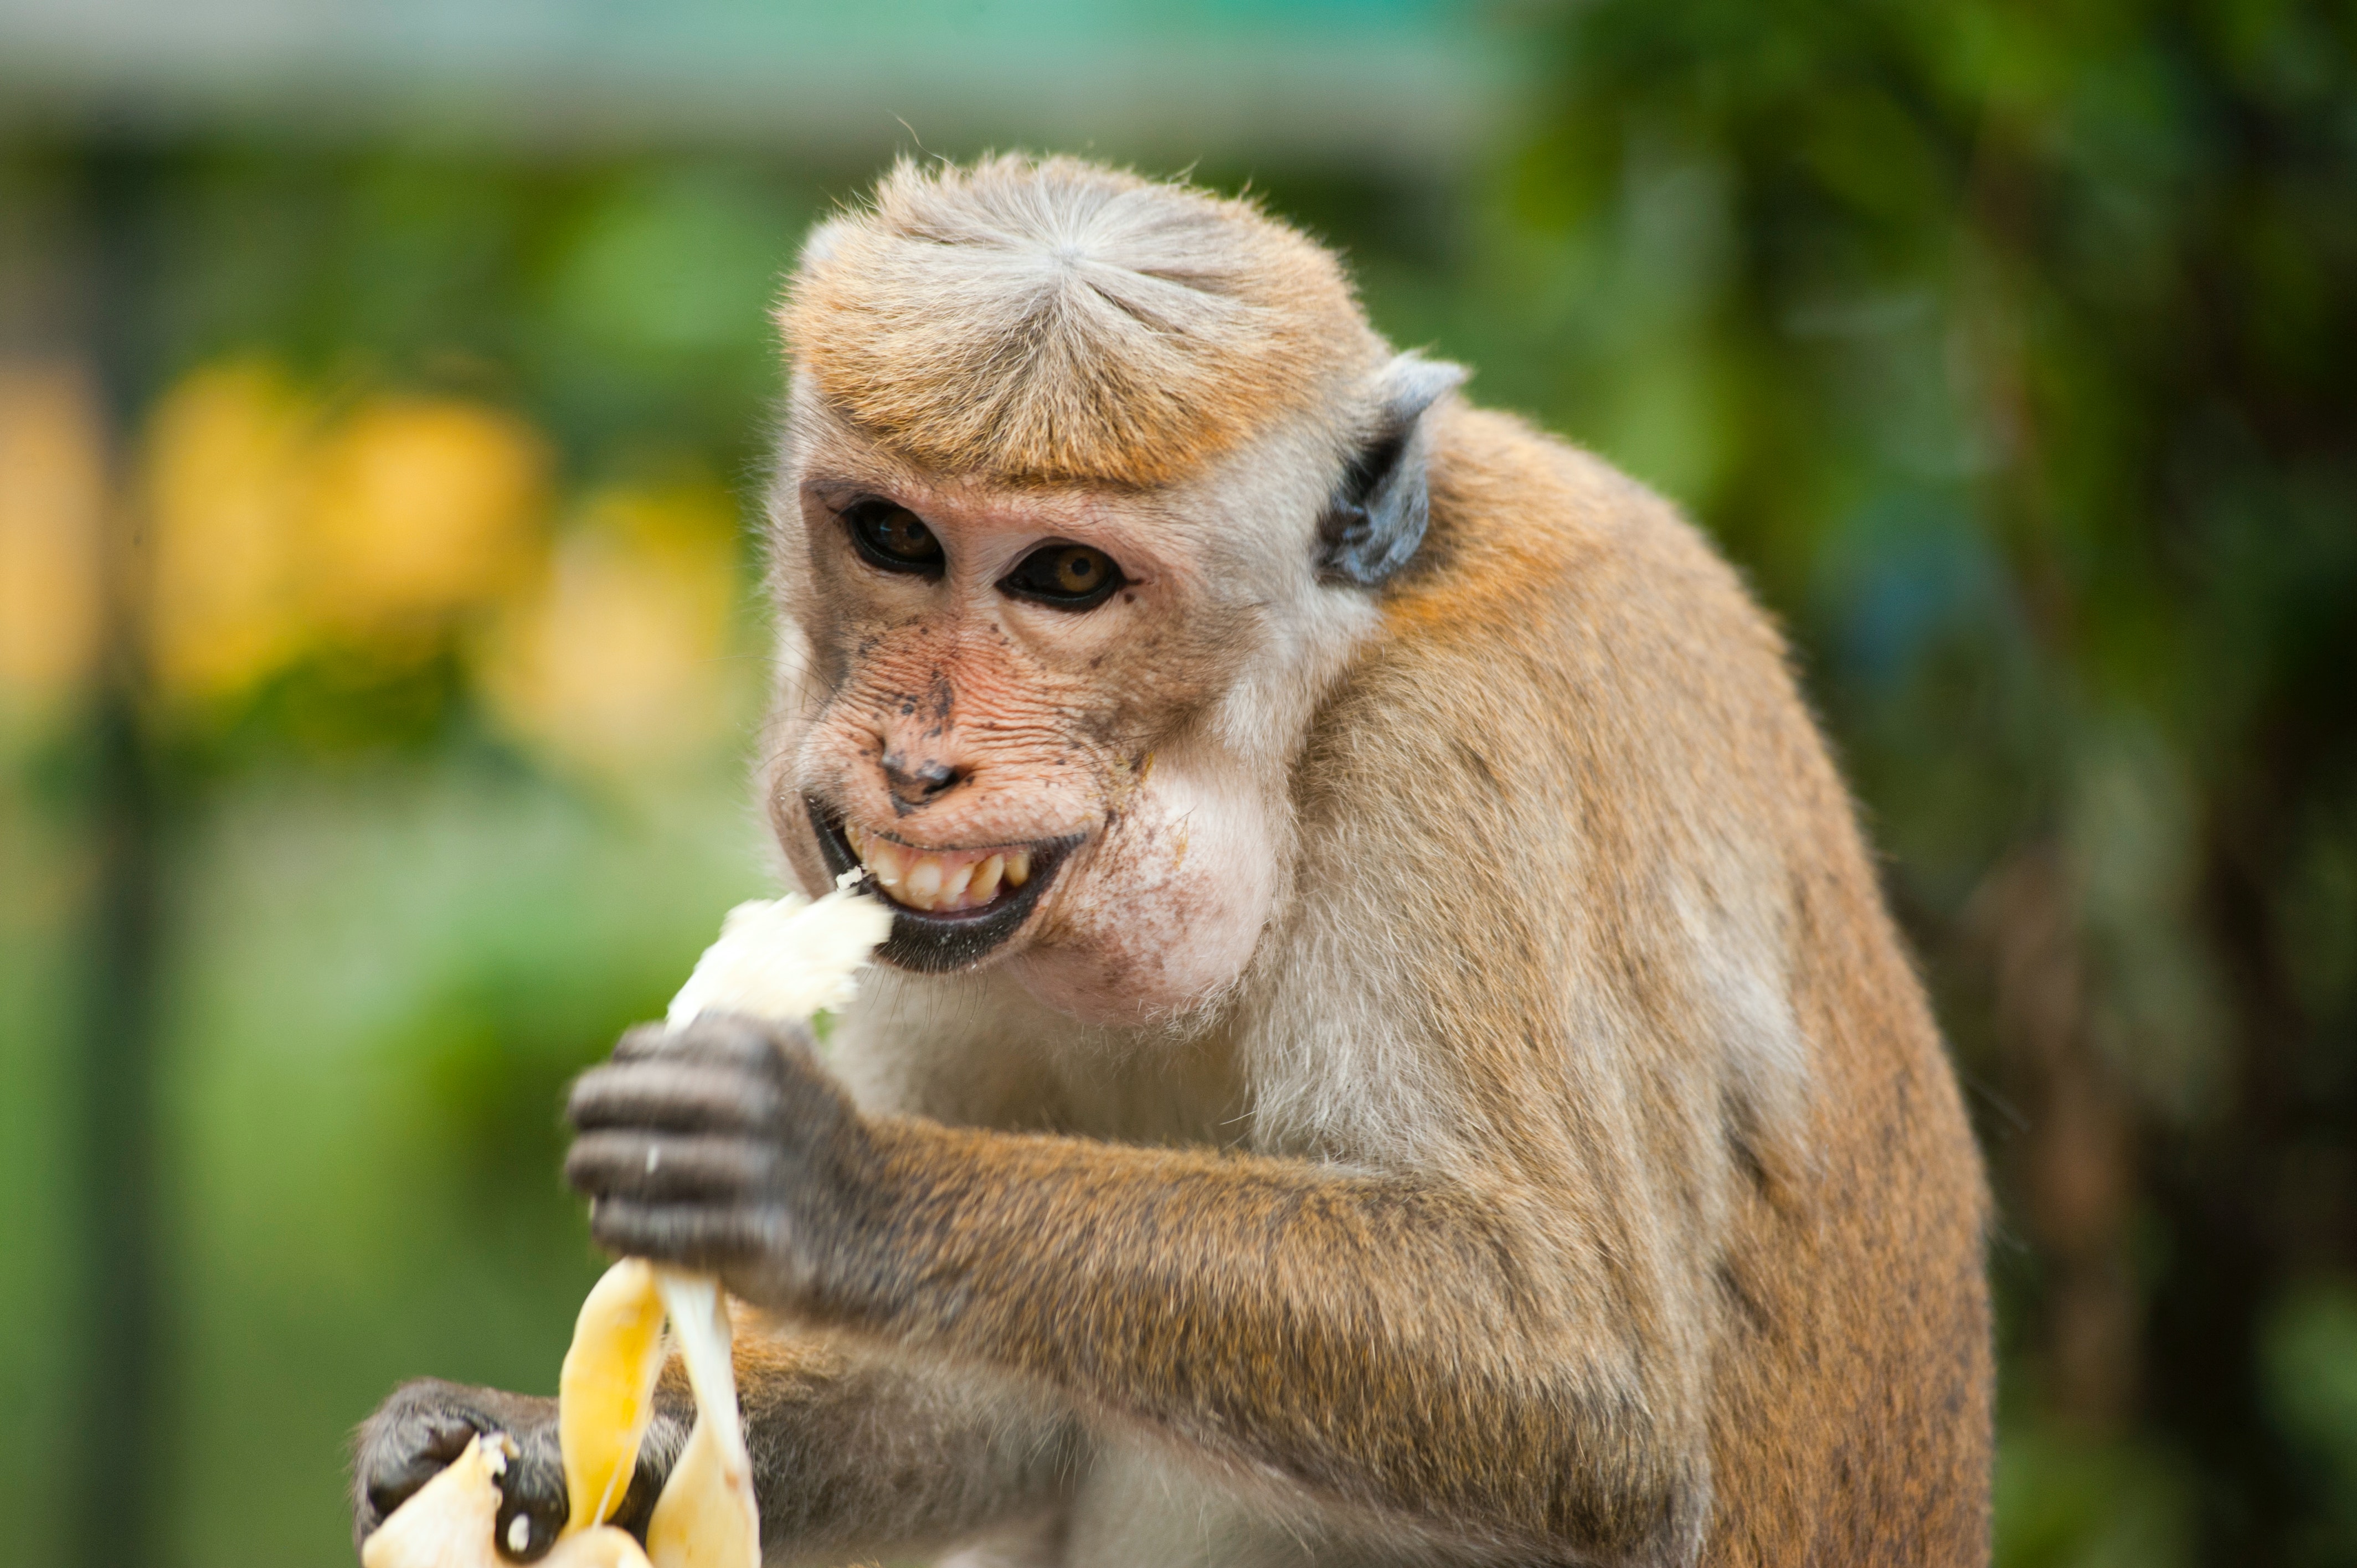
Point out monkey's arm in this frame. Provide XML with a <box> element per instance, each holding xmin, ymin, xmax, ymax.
<box><xmin>568</xmin><ymin>1017</ymin><xmax>1702</xmax><ymax>1562</ymax></box>
<box><xmin>723</xmin><ymin>1330</ymin><xmax>1082</xmax><ymax>1564</ymax></box>
<box><xmin>353</xmin><ymin>1333</ymin><xmax>1078</xmax><ymax>1565</ymax></box>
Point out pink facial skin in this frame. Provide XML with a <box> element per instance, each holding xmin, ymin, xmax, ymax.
<box><xmin>764</xmin><ymin>451</ymin><xmax>1293</xmax><ymax>1030</ymax></box>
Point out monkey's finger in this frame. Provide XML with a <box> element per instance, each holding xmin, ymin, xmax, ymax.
<box><xmin>568</xmin><ymin>1059</ymin><xmax>781</xmax><ymax>1136</ymax></box>
<box><xmin>354</xmin><ymin>1379</ymin><xmax>560</xmax><ymax>1549</ymax></box>
<box><xmin>359</xmin><ymin>1408</ymin><xmax>482</xmax><ymax>1535</ymax></box>
<box><xmin>583</xmin><ymin>1196</ymin><xmax>775</xmax><ymax>1273</ymax></box>
<box><xmin>565</xmin><ymin>1130</ymin><xmax>779</xmax><ymax>1204</ymax></box>
<box><xmin>612</xmin><ymin>1014</ymin><xmax>815</xmax><ymax>1069</ymax></box>
<box><xmin>492</xmin><ymin>1420</ymin><xmax>568</xmax><ymax>1562</ymax></box>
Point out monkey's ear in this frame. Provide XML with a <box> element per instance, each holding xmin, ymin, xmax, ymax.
<box><xmin>1317</xmin><ymin>353</ymin><xmax>1469</xmax><ymax>589</ymax></box>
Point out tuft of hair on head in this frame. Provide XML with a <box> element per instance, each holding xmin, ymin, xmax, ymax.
<box><xmin>779</xmin><ymin>154</ymin><xmax>1387</xmax><ymax>489</ymax></box>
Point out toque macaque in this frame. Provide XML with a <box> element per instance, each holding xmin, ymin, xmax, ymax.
<box><xmin>358</xmin><ymin>154</ymin><xmax>1993</xmax><ymax>1568</ymax></box>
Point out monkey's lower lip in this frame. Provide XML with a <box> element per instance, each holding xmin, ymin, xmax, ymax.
<box><xmin>806</xmin><ymin>799</ymin><xmax>1079</xmax><ymax>974</ymax></box>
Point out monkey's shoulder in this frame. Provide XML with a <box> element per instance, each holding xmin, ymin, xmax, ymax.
<box><xmin>1394</xmin><ymin>404</ymin><xmax>1765</xmax><ymax>658</ymax></box>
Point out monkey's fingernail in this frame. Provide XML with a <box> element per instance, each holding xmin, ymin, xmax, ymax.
<box><xmin>507</xmin><ymin>1513</ymin><xmax>532</xmax><ymax>1554</ymax></box>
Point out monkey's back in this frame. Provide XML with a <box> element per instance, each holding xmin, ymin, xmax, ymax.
<box><xmin>1262</xmin><ymin>404</ymin><xmax>1994</xmax><ymax>1565</ymax></box>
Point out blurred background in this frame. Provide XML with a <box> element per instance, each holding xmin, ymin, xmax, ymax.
<box><xmin>1</xmin><ymin>0</ymin><xmax>2352</xmax><ymax>1564</ymax></box>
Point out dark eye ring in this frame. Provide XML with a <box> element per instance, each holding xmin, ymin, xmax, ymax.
<box><xmin>843</xmin><ymin>501</ymin><xmax>943</xmax><ymax>576</ymax></box>
<box><xmin>997</xmin><ymin>543</ymin><xmax>1126</xmax><ymax>610</ymax></box>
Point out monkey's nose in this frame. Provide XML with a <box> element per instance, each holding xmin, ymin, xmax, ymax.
<box><xmin>881</xmin><ymin>754</ymin><xmax>965</xmax><ymax>808</ymax></box>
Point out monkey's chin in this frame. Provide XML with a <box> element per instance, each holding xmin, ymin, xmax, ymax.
<box><xmin>806</xmin><ymin>798</ymin><xmax>1082</xmax><ymax>974</ymax></box>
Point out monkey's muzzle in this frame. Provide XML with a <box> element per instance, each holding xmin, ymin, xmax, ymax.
<box><xmin>807</xmin><ymin>798</ymin><xmax>1080</xmax><ymax>973</ymax></box>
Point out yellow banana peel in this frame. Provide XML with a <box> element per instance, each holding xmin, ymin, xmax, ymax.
<box><xmin>560</xmin><ymin>1258</ymin><xmax>667</xmax><ymax>1534</ymax></box>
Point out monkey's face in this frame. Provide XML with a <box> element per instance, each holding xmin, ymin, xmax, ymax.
<box><xmin>766</xmin><ymin>441</ymin><xmax>1342</xmax><ymax>1027</ymax></box>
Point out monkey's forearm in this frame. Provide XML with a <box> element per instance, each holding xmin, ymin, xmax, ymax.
<box><xmin>565</xmin><ymin>1020</ymin><xmax>1693</xmax><ymax>1557</ymax></box>
<box><xmin>719</xmin><ymin>1330</ymin><xmax>1082</xmax><ymax>1564</ymax></box>
<box><xmin>810</xmin><ymin>1122</ymin><xmax>1694</xmax><ymax>1557</ymax></box>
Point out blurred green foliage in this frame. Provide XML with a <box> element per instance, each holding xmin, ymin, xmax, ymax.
<box><xmin>1</xmin><ymin>1</ymin><xmax>2353</xmax><ymax>1564</ymax></box>
<box><xmin>137</xmin><ymin>151</ymin><xmax>815</xmax><ymax>482</ymax></box>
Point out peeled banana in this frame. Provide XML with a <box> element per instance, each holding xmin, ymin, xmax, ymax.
<box><xmin>362</xmin><ymin>884</ymin><xmax>891</xmax><ymax>1568</ymax></box>
<box><xmin>360</xmin><ymin>1432</ymin><xmax>513</xmax><ymax>1568</ymax></box>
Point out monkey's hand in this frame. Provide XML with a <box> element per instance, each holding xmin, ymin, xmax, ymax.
<box><xmin>563</xmin><ymin>1014</ymin><xmax>884</xmax><ymax>1314</ymax></box>
<box><xmin>354</xmin><ymin>1381</ymin><xmax>552</xmax><ymax>1559</ymax></box>
<box><xmin>353</xmin><ymin>1379</ymin><xmax>678</xmax><ymax>1561</ymax></box>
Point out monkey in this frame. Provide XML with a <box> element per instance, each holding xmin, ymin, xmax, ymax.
<box><xmin>356</xmin><ymin>154</ymin><xmax>1994</xmax><ymax>1567</ymax></box>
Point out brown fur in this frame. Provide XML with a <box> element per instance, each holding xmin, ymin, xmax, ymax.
<box><xmin>359</xmin><ymin>157</ymin><xmax>1993</xmax><ymax>1568</ymax></box>
<box><xmin>737</xmin><ymin>405</ymin><xmax>1995</xmax><ymax>1564</ymax></box>
<box><xmin>1335</xmin><ymin>408</ymin><xmax>1996</xmax><ymax>1559</ymax></box>
<box><xmin>780</xmin><ymin>155</ymin><xmax>1384</xmax><ymax>488</ymax></box>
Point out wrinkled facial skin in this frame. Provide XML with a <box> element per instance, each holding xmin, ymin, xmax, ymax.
<box><xmin>764</xmin><ymin>421</ymin><xmax>1308</xmax><ymax>1028</ymax></box>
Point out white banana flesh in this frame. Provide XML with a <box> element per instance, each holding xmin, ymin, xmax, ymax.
<box><xmin>360</xmin><ymin>1432</ymin><xmax>513</xmax><ymax>1568</ymax></box>
<box><xmin>645</xmin><ymin>1275</ymin><xmax>759</xmax><ymax>1568</ymax></box>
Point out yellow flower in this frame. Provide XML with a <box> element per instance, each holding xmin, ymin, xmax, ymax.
<box><xmin>138</xmin><ymin>360</ymin><xmax>560</xmax><ymax>710</ymax></box>
<box><xmin>0</xmin><ymin>360</ymin><xmax>107</xmax><ymax>719</ymax></box>
<box><xmin>306</xmin><ymin>397</ymin><xmax>551</xmax><ymax>641</ymax></box>
<box><xmin>141</xmin><ymin>358</ymin><xmax>316</xmax><ymax>705</ymax></box>
<box><xmin>476</xmin><ymin>483</ymin><xmax>743</xmax><ymax>778</ymax></box>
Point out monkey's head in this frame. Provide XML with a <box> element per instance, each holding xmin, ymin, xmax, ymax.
<box><xmin>761</xmin><ymin>156</ymin><xmax>1461</xmax><ymax>1026</ymax></box>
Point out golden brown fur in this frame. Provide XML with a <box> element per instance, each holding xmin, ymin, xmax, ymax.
<box><xmin>357</xmin><ymin>156</ymin><xmax>1993</xmax><ymax>1568</ymax></box>
<box><xmin>1301</xmin><ymin>407</ymin><xmax>1995</xmax><ymax>1559</ymax></box>
<box><xmin>780</xmin><ymin>156</ymin><xmax>1384</xmax><ymax>488</ymax></box>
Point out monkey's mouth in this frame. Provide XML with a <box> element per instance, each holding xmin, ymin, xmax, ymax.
<box><xmin>807</xmin><ymin>798</ymin><xmax>1080</xmax><ymax>973</ymax></box>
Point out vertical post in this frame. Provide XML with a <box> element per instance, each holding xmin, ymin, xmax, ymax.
<box><xmin>70</xmin><ymin>141</ymin><xmax>167</xmax><ymax>1568</ymax></box>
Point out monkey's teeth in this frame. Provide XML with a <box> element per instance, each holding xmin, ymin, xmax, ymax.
<box><xmin>843</xmin><ymin>827</ymin><xmax>1031</xmax><ymax>914</ymax></box>
<box><xmin>903</xmin><ymin>858</ymin><xmax>944</xmax><ymax>909</ymax></box>
<box><xmin>853</xmin><ymin>832</ymin><xmax>906</xmax><ymax>889</ymax></box>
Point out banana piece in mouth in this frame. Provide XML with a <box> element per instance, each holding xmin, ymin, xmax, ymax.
<box><xmin>629</xmin><ymin>883</ymin><xmax>897</xmax><ymax>1568</ymax></box>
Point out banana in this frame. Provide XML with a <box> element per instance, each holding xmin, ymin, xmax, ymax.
<box><xmin>361</xmin><ymin>1433</ymin><xmax>512</xmax><ymax>1568</ymax></box>
<box><xmin>644</xmin><ymin>1273</ymin><xmax>760</xmax><ymax>1568</ymax></box>
<box><xmin>560</xmin><ymin>1258</ymin><xmax>667</xmax><ymax>1535</ymax></box>
<box><xmin>363</xmin><ymin>885</ymin><xmax>888</xmax><ymax>1568</ymax></box>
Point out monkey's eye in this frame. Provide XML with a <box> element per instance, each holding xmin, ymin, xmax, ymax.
<box><xmin>843</xmin><ymin>501</ymin><xmax>944</xmax><ymax>576</ymax></box>
<box><xmin>997</xmin><ymin>544</ymin><xmax>1125</xmax><ymax>610</ymax></box>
